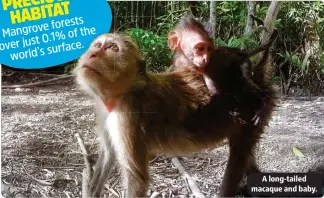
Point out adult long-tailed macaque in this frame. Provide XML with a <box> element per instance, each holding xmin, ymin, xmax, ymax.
<box><xmin>168</xmin><ymin>16</ymin><xmax>277</xmax><ymax>126</ymax></box>
<box><xmin>74</xmin><ymin>32</ymin><xmax>276</xmax><ymax>197</ymax></box>
<box><xmin>74</xmin><ymin>33</ymin><xmax>210</xmax><ymax>197</ymax></box>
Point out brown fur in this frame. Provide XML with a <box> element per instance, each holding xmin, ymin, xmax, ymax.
<box><xmin>74</xmin><ymin>33</ymin><xmax>276</xmax><ymax>197</ymax></box>
<box><xmin>168</xmin><ymin>16</ymin><xmax>278</xmax><ymax>197</ymax></box>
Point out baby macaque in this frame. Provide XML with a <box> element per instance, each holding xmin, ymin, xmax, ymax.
<box><xmin>168</xmin><ymin>16</ymin><xmax>278</xmax><ymax>126</ymax></box>
<box><xmin>74</xmin><ymin>33</ymin><xmax>276</xmax><ymax>198</ymax></box>
<box><xmin>168</xmin><ymin>16</ymin><xmax>278</xmax><ymax>196</ymax></box>
<box><xmin>168</xmin><ymin>17</ymin><xmax>214</xmax><ymax>75</ymax></box>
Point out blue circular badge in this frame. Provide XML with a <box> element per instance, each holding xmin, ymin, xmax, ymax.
<box><xmin>0</xmin><ymin>0</ymin><xmax>112</xmax><ymax>69</ymax></box>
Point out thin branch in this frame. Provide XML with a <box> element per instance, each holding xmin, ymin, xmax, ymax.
<box><xmin>81</xmin><ymin>169</ymin><xmax>90</xmax><ymax>198</ymax></box>
<box><xmin>150</xmin><ymin>191</ymin><xmax>161</xmax><ymax>198</ymax></box>
<box><xmin>250</xmin><ymin>14</ymin><xmax>264</xmax><ymax>27</ymax></box>
<box><xmin>22</xmin><ymin>165</ymin><xmax>53</xmax><ymax>186</ymax></box>
<box><xmin>28</xmin><ymin>72</ymin><xmax>68</xmax><ymax>77</ymax></box>
<box><xmin>279</xmin><ymin>45</ymin><xmax>303</xmax><ymax>69</ymax></box>
<box><xmin>171</xmin><ymin>157</ymin><xmax>206</xmax><ymax>198</ymax></box>
<box><xmin>156</xmin><ymin>9</ymin><xmax>189</xmax><ymax>34</ymax></box>
<box><xmin>104</xmin><ymin>184</ymin><xmax>120</xmax><ymax>197</ymax></box>
<box><xmin>149</xmin><ymin>156</ymin><xmax>161</xmax><ymax>164</ymax></box>
<box><xmin>1</xmin><ymin>182</ymin><xmax>28</xmax><ymax>198</ymax></box>
<box><xmin>75</xmin><ymin>133</ymin><xmax>93</xmax><ymax>198</ymax></box>
<box><xmin>1</xmin><ymin>75</ymin><xmax>74</xmax><ymax>89</ymax></box>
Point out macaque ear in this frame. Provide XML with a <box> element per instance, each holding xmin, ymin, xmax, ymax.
<box><xmin>168</xmin><ymin>31</ymin><xmax>180</xmax><ymax>51</ymax></box>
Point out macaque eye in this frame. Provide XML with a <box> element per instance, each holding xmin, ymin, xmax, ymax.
<box><xmin>109</xmin><ymin>42</ymin><xmax>118</xmax><ymax>48</ymax></box>
<box><xmin>124</xmin><ymin>41</ymin><xmax>129</xmax><ymax>45</ymax></box>
<box><xmin>94</xmin><ymin>43</ymin><xmax>102</xmax><ymax>48</ymax></box>
<box><xmin>107</xmin><ymin>42</ymin><xmax>119</xmax><ymax>52</ymax></box>
<box><xmin>197</xmin><ymin>46</ymin><xmax>205</xmax><ymax>52</ymax></box>
<box><xmin>207</xmin><ymin>47</ymin><xmax>212</xmax><ymax>52</ymax></box>
<box><xmin>124</xmin><ymin>40</ymin><xmax>132</xmax><ymax>47</ymax></box>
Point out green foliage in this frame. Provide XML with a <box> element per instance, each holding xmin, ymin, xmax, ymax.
<box><xmin>215</xmin><ymin>37</ymin><xmax>227</xmax><ymax>47</ymax></box>
<box><xmin>271</xmin><ymin>76</ymin><xmax>281</xmax><ymax>83</ymax></box>
<box><xmin>279</xmin><ymin>2</ymin><xmax>324</xmax><ymax>49</ymax></box>
<box><xmin>216</xmin><ymin>35</ymin><xmax>258</xmax><ymax>49</ymax></box>
<box><xmin>277</xmin><ymin>51</ymin><xmax>304</xmax><ymax>70</ymax></box>
<box><xmin>254</xmin><ymin>3</ymin><xmax>268</xmax><ymax>19</ymax></box>
<box><xmin>155</xmin><ymin>14</ymin><xmax>178</xmax><ymax>35</ymax></box>
<box><xmin>316</xmin><ymin>2</ymin><xmax>324</xmax><ymax>48</ymax></box>
<box><xmin>228</xmin><ymin>36</ymin><xmax>258</xmax><ymax>49</ymax></box>
<box><xmin>215</xmin><ymin>2</ymin><xmax>270</xmax><ymax>40</ymax></box>
<box><xmin>216</xmin><ymin>35</ymin><xmax>259</xmax><ymax>64</ymax></box>
<box><xmin>105</xmin><ymin>1</ymin><xmax>324</xmax><ymax>94</ymax></box>
<box><xmin>216</xmin><ymin>1</ymin><xmax>247</xmax><ymax>31</ymax></box>
<box><xmin>126</xmin><ymin>28</ymin><xmax>171</xmax><ymax>72</ymax></box>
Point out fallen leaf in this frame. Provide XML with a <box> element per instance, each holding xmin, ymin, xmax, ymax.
<box><xmin>292</xmin><ymin>147</ymin><xmax>305</xmax><ymax>157</ymax></box>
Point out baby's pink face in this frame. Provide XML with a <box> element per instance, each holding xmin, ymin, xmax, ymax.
<box><xmin>181</xmin><ymin>32</ymin><xmax>212</xmax><ymax>68</ymax></box>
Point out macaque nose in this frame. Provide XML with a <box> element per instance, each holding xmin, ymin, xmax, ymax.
<box><xmin>89</xmin><ymin>53</ymin><xmax>97</xmax><ymax>59</ymax></box>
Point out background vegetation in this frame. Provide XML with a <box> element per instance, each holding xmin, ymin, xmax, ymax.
<box><xmin>3</xmin><ymin>1</ymin><xmax>324</xmax><ymax>96</ymax></box>
<box><xmin>109</xmin><ymin>1</ymin><xmax>324</xmax><ymax>96</ymax></box>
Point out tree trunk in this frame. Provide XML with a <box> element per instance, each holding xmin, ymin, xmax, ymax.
<box><xmin>188</xmin><ymin>1</ymin><xmax>198</xmax><ymax>17</ymax></box>
<box><xmin>171</xmin><ymin>1</ymin><xmax>174</xmax><ymax>24</ymax></box>
<box><xmin>302</xmin><ymin>5</ymin><xmax>322</xmax><ymax>95</ymax></box>
<box><xmin>136</xmin><ymin>1</ymin><xmax>139</xmax><ymax>27</ymax></box>
<box><xmin>257</xmin><ymin>1</ymin><xmax>281</xmax><ymax>81</ymax></box>
<box><xmin>149</xmin><ymin>1</ymin><xmax>154</xmax><ymax>28</ymax></box>
<box><xmin>260</xmin><ymin>1</ymin><xmax>282</xmax><ymax>45</ymax></box>
<box><xmin>142</xmin><ymin>2</ymin><xmax>145</xmax><ymax>28</ymax></box>
<box><xmin>209</xmin><ymin>1</ymin><xmax>217</xmax><ymax>39</ymax></box>
<box><xmin>113</xmin><ymin>2</ymin><xmax>119</xmax><ymax>31</ymax></box>
<box><xmin>131</xmin><ymin>2</ymin><xmax>134</xmax><ymax>22</ymax></box>
<box><xmin>244</xmin><ymin>1</ymin><xmax>256</xmax><ymax>36</ymax></box>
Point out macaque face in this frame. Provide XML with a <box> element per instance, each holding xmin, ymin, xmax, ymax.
<box><xmin>169</xmin><ymin>30</ymin><xmax>213</xmax><ymax>70</ymax></box>
<box><xmin>181</xmin><ymin>32</ymin><xmax>212</xmax><ymax>68</ymax></box>
<box><xmin>73</xmin><ymin>33</ymin><xmax>142</xmax><ymax>96</ymax></box>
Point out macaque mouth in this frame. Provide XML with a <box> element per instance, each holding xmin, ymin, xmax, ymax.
<box><xmin>82</xmin><ymin>65</ymin><xmax>101</xmax><ymax>76</ymax></box>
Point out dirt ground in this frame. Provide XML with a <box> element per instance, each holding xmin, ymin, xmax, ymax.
<box><xmin>1</xmin><ymin>80</ymin><xmax>324</xmax><ymax>197</ymax></box>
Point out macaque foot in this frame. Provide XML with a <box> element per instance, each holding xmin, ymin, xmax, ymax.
<box><xmin>236</xmin><ymin>183</ymin><xmax>251</xmax><ymax>197</ymax></box>
<box><xmin>251</xmin><ymin>98</ymin><xmax>269</xmax><ymax>126</ymax></box>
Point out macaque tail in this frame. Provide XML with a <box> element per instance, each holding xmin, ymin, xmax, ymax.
<box><xmin>252</xmin><ymin>29</ymin><xmax>278</xmax><ymax>84</ymax></box>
